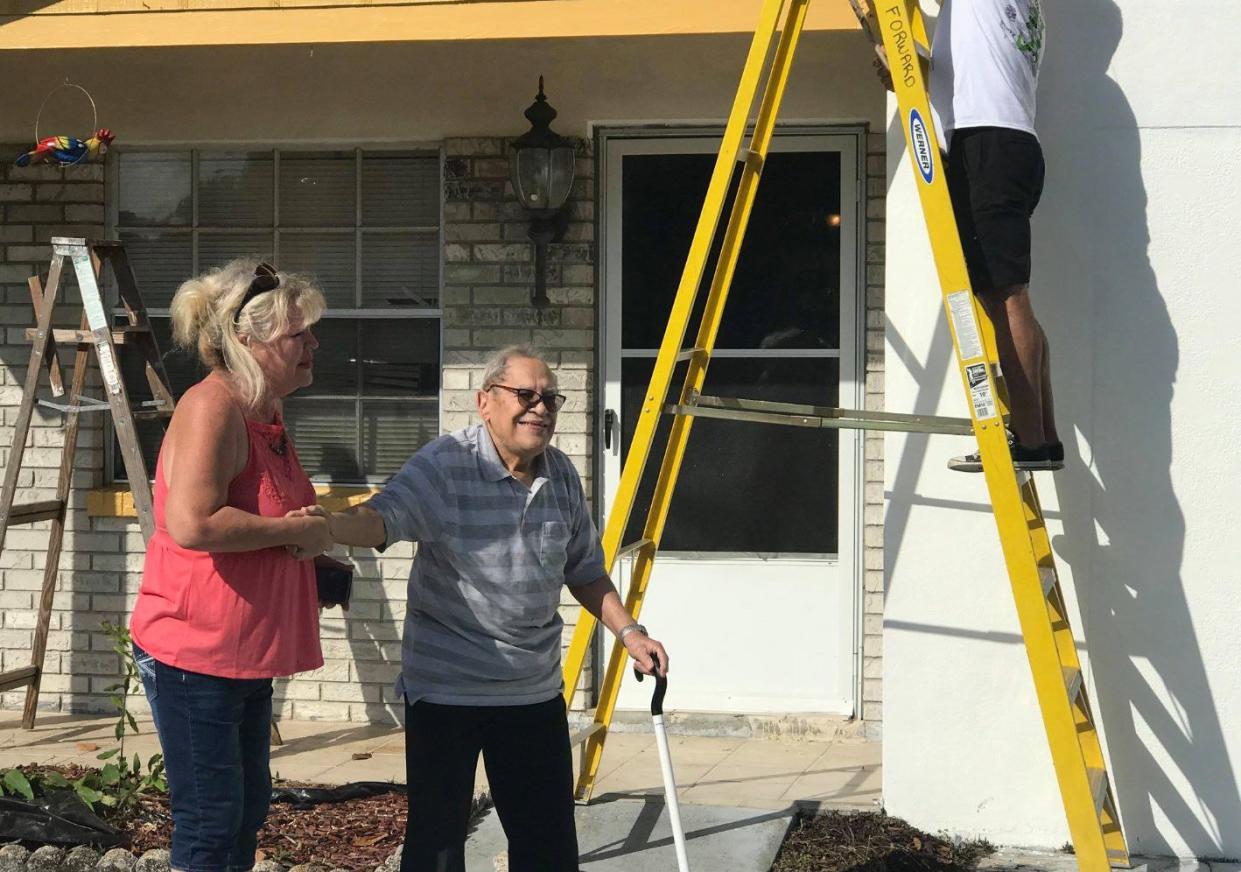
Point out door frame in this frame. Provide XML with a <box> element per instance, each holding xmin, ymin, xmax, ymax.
<box><xmin>593</xmin><ymin>125</ymin><xmax>869</xmax><ymax>715</ymax></box>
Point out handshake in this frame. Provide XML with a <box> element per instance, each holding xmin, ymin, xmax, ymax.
<box><xmin>285</xmin><ymin>503</ymin><xmax>334</xmax><ymax>561</ymax></box>
<box><xmin>284</xmin><ymin>505</ymin><xmax>352</xmax><ymax>611</ymax></box>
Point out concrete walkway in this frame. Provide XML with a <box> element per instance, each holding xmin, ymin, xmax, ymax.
<box><xmin>0</xmin><ymin>711</ymin><xmax>882</xmax><ymax>811</ymax></box>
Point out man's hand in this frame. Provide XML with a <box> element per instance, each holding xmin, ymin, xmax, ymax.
<box><xmin>285</xmin><ymin>506</ymin><xmax>332</xmax><ymax>560</ymax></box>
<box><xmin>623</xmin><ymin>631</ymin><xmax>670</xmax><ymax>678</ymax></box>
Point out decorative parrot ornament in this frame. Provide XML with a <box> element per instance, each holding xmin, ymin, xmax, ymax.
<box><xmin>15</xmin><ymin>128</ymin><xmax>114</xmax><ymax>167</ymax></box>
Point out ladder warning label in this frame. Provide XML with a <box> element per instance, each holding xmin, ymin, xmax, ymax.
<box><xmin>965</xmin><ymin>363</ymin><xmax>997</xmax><ymax>420</ymax></box>
<box><xmin>947</xmin><ymin>291</ymin><xmax>984</xmax><ymax>360</ymax></box>
<box><xmin>96</xmin><ymin>344</ymin><xmax>122</xmax><ymax>397</ymax></box>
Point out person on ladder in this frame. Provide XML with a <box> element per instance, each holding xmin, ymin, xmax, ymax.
<box><xmin>882</xmin><ymin>0</ymin><xmax>1063</xmax><ymax>472</ymax></box>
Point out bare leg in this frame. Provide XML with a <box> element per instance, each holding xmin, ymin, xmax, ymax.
<box><xmin>979</xmin><ymin>285</ymin><xmax>1049</xmax><ymax>447</ymax></box>
<box><xmin>1040</xmin><ymin>331</ymin><xmax>1059</xmax><ymax>445</ymax></box>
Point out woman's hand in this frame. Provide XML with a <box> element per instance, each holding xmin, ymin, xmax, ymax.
<box><xmin>285</xmin><ymin>508</ymin><xmax>332</xmax><ymax>560</ymax></box>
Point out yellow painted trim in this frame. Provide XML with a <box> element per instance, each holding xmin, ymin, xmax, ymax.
<box><xmin>86</xmin><ymin>483</ymin><xmax>379</xmax><ymax>518</ymax></box>
<box><xmin>0</xmin><ymin>0</ymin><xmax>858</xmax><ymax>51</ymax></box>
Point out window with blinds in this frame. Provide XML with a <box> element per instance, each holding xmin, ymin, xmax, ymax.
<box><xmin>111</xmin><ymin>149</ymin><xmax>442</xmax><ymax>484</ymax></box>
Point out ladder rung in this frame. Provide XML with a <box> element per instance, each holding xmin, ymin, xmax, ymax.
<box><xmin>568</xmin><ymin>722</ymin><xmax>605</xmax><ymax>747</ymax></box>
<box><xmin>1039</xmin><ymin>565</ymin><xmax>1057</xmax><ymax>598</ymax></box>
<box><xmin>1107</xmin><ymin>848</ymin><xmax>1129</xmax><ymax>862</ymax></box>
<box><xmin>1087</xmin><ymin>767</ymin><xmax>1109</xmax><ymax>812</ymax></box>
<box><xmin>0</xmin><ymin>666</ymin><xmax>38</xmax><ymax>693</ymax></box>
<box><xmin>616</xmin><ymin>538</ymin><xmax>653</xmax><ymax>560</ymax></box>
<box><xmin>134</xmin><ymin>408</ymin><xmax>174</xmax><ymax>421</ymax></box>
<box><xmin>24</xmin><ymin>326</ymin><xmax>151</xmax><ymax>346</ymax></box>
<box><xmin>676</xmin><ymin>347</ymin><xmax>706</xmax><ymax>363</ymax></box>
<box><xmin>668</xmin><ymin>395</ymin><xmax>974</xmax><ymax>435</ymax></box>
<box><xmin>2</xmin><ymin>500</ymin><xmax>67</xmax><ymax>526</ymax></box>
<box><xmin>1062</xmin><ymin>666</ymin><xmax>1083</xmax><ymax>704</ymax></box>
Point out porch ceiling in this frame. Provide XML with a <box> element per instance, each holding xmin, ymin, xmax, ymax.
<box><xmin>0</xmin><ymin>0</ymin><xmax>858</xmax><ymax>51</ymax></box>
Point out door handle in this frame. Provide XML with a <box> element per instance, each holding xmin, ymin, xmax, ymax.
<box><xmin>604</xmin><ymin>408</ymin><xmax>616</xmax><ymax>450</ymax></box>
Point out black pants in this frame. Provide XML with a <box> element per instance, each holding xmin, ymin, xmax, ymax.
<box><xmin>401</xmin><ymin>696</ymin><xmax>579</xmax><ymax>872</ymax></box>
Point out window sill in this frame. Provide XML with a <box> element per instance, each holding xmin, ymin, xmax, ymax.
<box><xmin>86</xmin><ymin>485</ymin><xmax>381</xmax><ymax>519</ymax></box>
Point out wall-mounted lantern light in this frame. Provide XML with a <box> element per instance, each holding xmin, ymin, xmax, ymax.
<box><xmin>509</xmin><ymin>76</ymin><xmax>576</xmax><ymax>306</ymax></box>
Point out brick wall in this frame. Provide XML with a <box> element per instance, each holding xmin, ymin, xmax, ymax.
<box><xmin>862</xmin><ymin>130</ymin><xmax>886</xmax><ymax>735</ymax></box>
<box><xmin>0</xmin><ymin>150</ymin><xmax>115</xmax><ymax>714</ymax></box>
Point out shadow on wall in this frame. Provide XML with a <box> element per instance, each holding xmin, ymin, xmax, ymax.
<box><xmin>1040</xmin><ymin>0</ymin><xmax>1241</xmax><ymax>857</ymax></box>
<box><xmin>883</xmin><ymin>0</ymin><xmax>1239</xmax><ymax>856</ymax></box>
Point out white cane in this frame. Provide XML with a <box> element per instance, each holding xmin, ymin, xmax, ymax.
<box><xmin>635</xmin><ymin>653</ymin><xmax>690</xmax><ymax>872</ymax></box>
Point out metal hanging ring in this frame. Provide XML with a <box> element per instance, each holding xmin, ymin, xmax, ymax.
<box><xmin>33</xmin><ymin>82</ymin><xmax>100</xmax><ymax>167</ymax></box>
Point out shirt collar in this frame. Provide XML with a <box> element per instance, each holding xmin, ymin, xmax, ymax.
<box><xmin>474</xmin><ymin>422</ymin><xmax>551</xmax><ymax>483</ymax></box>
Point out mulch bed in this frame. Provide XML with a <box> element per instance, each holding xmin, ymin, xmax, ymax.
<box><xmin>14</xmin><ymin>765</ymin><xmax>410</xmax><ymax>871</ymax></box>
<box><xmin>124</xmin><ymin>788</ymin><xmax>408</xmax><ymax>871</ymax></box>
<box><xmin>770</xmin><ymin>810</ymin><xmax>994</xmax><ymax>872</ymax></box>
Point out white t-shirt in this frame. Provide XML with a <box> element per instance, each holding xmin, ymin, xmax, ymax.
<box><xmin>929</xmin><ymin>0</ymin><xmax>1046</xmax><ymax>145</ymax></box>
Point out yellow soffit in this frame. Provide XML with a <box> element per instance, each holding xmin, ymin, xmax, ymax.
<box><xmin>0</xmin><ymin>0</ymin><xmax>859</xmax><ymax>51</ymax></box>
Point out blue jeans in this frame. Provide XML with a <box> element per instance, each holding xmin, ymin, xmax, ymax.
<box><xmin>134</xmin><ymin>644</ymin><xmax>273</xmax><ymax>872</ymax></box>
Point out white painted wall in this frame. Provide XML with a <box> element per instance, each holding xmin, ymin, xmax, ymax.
<box><xmin>884</xmin><ymin>0</ymin><xmax>1241</xmax><ymax>857</ymax></box>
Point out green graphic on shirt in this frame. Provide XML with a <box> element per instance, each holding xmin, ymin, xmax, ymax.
<box><xmin>1004</xmin><ymin>1</ymin><xmax>1044</xmax><ymax>74</ymax></box>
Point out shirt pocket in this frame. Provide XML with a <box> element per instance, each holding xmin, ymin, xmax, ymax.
<box><xmin>540</xmin><ymin>521</ymin><xmax>571</xmax><ymax>569</ymax></box>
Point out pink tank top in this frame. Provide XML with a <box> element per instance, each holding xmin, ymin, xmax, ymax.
<box><xmin>130</xmin><ymin>412</ymin><xmax>323</xmax><ymax>679</ymax></box>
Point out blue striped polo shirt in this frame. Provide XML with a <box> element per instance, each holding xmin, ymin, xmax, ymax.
<box><xmin>367</xmin><ymin>423</ymin><xmax>606</xmax><ymax>706</ymax></box>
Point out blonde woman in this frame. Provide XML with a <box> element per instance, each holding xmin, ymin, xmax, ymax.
<box><xmin>129</xmin><ymin>260</ymin><xmax>333</xmax><ymax>872</ymax></box>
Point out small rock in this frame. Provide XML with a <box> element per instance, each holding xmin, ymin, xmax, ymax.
<box><xmin>252</xmin><ymin>861</ymin><xmax>285</xmax><ymax>872</ymax></box>
<box><xmin>383</xmin><ymin>846</ymin><xmax>402</xmax><ymax>872</ymax></box>
<box><xmin>97</xmin><ymin>847</ymin><xmax>138</xmax><ymax>872</ymax></box>
<box><xmin>135</xmin><ymin>848</ymin><xmax>171</xmax><ymax>872</ymax></box>
<box><xmin>286</xmin><ymin>865</ymin><xmax>329</xmax><ymax>872</ymax></box>
<box><xmin>75</xmin><ymin>742</ymin><xmax>100</xmax><ymax>752</ymax></box>
<box><xmin>24</xmin><ymin>848</ymin><xmax>62</xmax><ymax>872</ymax></box>
<box><xmin>0</xmin><ymin>843</ymin><xmax>29</xmax><ymax>872</ymax></box>
<box><xmin>64</xmin><ymin>845</ymin><xmax>101</xmax><ymax>872</ymax></box>
<box><xmin>26</xmin><ymin>845</ymin><xmax>64</xmax><ymax>872</ymax></box>
<box><xmin>351</xmin><ymin>752</ymin><xmax>372</xmax><ymax>760</ymax></box>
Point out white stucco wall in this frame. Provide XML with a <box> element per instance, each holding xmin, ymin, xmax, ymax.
<box><xmin>884</xmin><ymin>0</ymin><xmax>1241</xmax><ymax>857</ymax></box>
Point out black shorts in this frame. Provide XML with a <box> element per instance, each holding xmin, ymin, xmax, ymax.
<box><xmin>945</xmin><ymin>126</ymin><xmax>1045</xmax><ymax>293</ymax></box>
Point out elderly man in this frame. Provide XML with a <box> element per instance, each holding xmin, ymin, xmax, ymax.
<box><xmin>305</xmin><ymin>345</ymin><xmax>668</xmax><ymax>872</ymax></box>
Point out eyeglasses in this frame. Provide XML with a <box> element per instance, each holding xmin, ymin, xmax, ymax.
<box><xmin>488</xmin><ymin>384</ymin><xmax>567</xmax><ymax>412</ymax></box>
<box><xmin>233</xmin><ymin>262</ymin><xmax>281</xmax><ymax>326</ymax></box>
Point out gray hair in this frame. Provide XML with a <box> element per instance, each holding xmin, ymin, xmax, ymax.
<box><xmin>480</xmin><ymin>345</ymin><xmax>554</xmax><ymax>389</ymax></box>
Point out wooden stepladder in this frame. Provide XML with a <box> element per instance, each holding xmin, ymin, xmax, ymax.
<box><xmin>557</xmin><ymin>1</ymin><xmax>1130</xmax><ymax>868</ymax></box>
<box><xmin>0</xmin><ymin>238</ymin><xmax>174</xmax><ymax>727</ymax></box>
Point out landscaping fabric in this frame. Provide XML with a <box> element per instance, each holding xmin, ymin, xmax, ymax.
<box><xmin>0</xmin><ymin>790</ymin><xmax>126</xmax><ymax>848</ymax></box>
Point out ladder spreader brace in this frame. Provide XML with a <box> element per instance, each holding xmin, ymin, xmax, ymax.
<box><xmin>558</xmin><ymin>1</ymin><xmax>1130</xmax><ymax>868</ymax></box>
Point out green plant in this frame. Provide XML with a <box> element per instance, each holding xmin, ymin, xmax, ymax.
<box><xmin>0</xmin><ymin>622</ymin><xmax>167</xmax><ymax>815</ymax></box>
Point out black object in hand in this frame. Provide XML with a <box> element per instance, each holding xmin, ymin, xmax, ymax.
<box><xmin>315</xmin><ymin>555</ymin><xmax>354</xmax><ymax>608</ymax></box>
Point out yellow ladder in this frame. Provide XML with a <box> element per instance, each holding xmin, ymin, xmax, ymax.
<box><xmin>0</xmin><ymin>238</ymin><xmax>175</xmax><ymax>727</ymax></box>
<box><xmin>559</xmin><ymin>0</ymin><xmax>1129</xmax><ymax>867</ymax></box>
